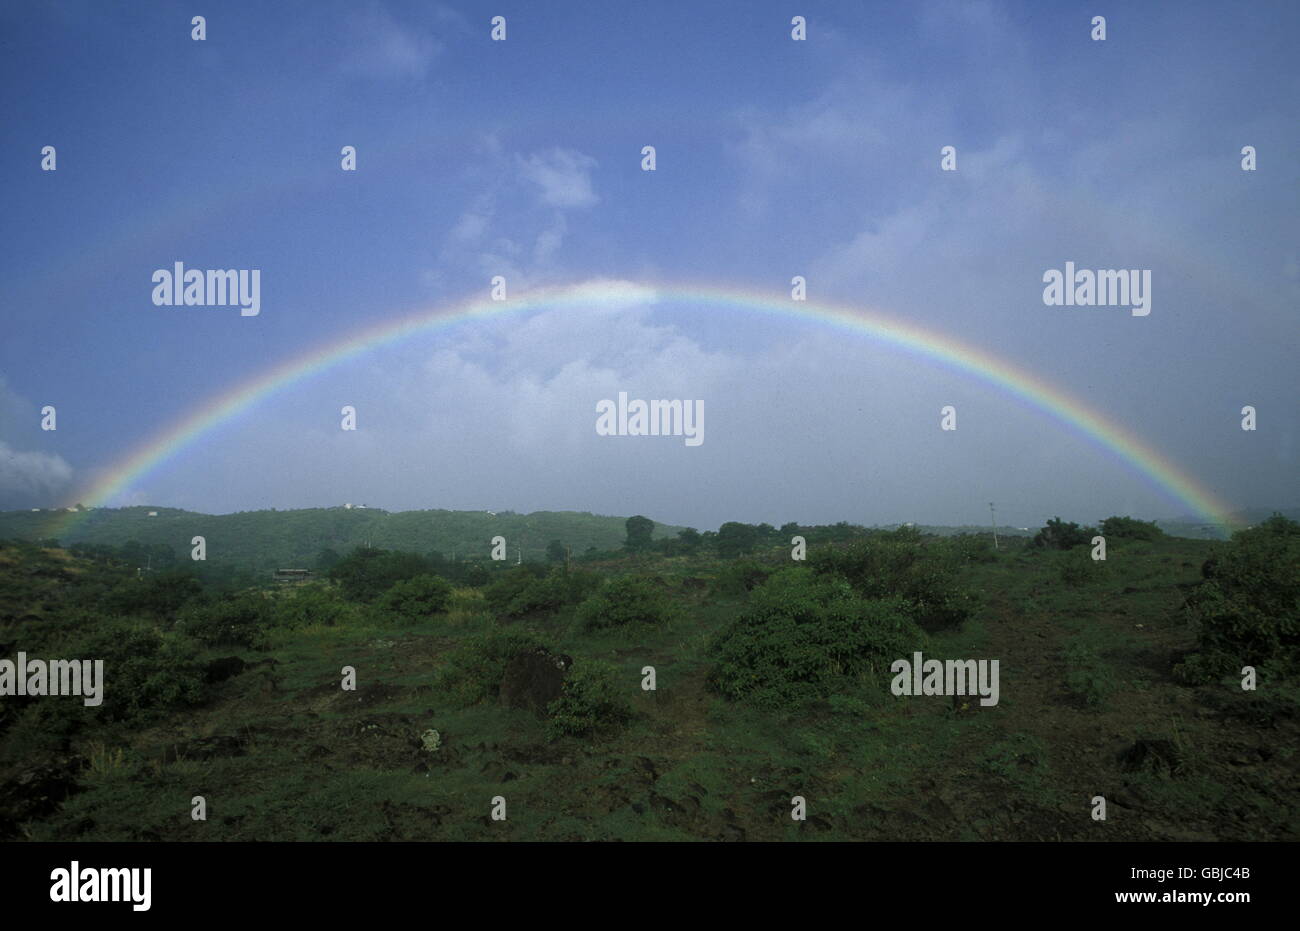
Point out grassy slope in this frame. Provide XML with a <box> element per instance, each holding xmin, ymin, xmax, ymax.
<box><xmin>3</xmin><ymin>537</ymin><xmax>1297</xmax><ymax>842</ymax></box>
<box><xmin>0</xmin><ymin>507</ymin><xmax>687</xmax><ymax>569</ymax></box>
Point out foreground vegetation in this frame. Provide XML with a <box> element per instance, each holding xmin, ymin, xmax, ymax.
<box><xmin>0</xmin><ymin>514</ymin><xmax>1296</xmax><ymax>841</ymax></box>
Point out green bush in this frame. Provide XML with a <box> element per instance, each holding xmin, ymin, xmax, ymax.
<box><xmin>575</xmin><ymin>575</ymin><xmax>675</xmax><ymax>631</ymax></box>
<box><xmin>810</xmin><ymin>531</ymin><xmax>975</xmax><ymax>632</ymax></box>
<box><xmin>708</xmin><ymin>567</ymin><xmax>925</xmax><ymax>710</ymax></box>
<box><xmin>1056</xmin><ymin>548</ymin><xmax>1108</xmax><ymax>587</ymax></box>
<box><xmin>1032</xmin><ymin>517</ymin><xmax>1097</xmax><ymax>550</ymax></box>
<box><xmin>1099</xmin><ymin>515</ymin><xmax>1164</xmax><ymax>541</ymax></box>
<box><xmin>711</xmin><ymin>559</ymin><xmax>777</xmax><ymax>597</ymax></box>
<box><xmin>102</xmin><ymin>570</ymin><xmax>206</xmax><ymax>621</ymax></box>
<box><xmin>1174</xmin><ymin>515</ymin><xmax>1300</xmax><ymax>684</ymax></box>
<box><xmin>328</xmin><ymin>547</ymin><xmax>440</xmax><ymax>602</ymax></box>
<box><xmin>496</xmin><ymin>568</ymin><xmax>602</xmax><ymax>619</ymax></box>
<box><xmin>176</xmin><ymin>593</ymin><xmax>277</xmax><ymax>649</ymax></box>
<box><xmin>375</xmin><ymin>574</ymin><xmax>453</xmax><ymax>623</ymax></box>
<box><xmin>483</xmin><ymin>565</ymin><xmax>547</xmax><ymax>614</ymax></box>
<box><xmin>545</xmin><ymin>660</ymin><xmax>632</xmax><ymax>740</ymax></box>
<box><xmin>436</xmin><ymin>629</ymin><xmax>547</xmax><ymax>707</ymax></box>
<box><xmin>272</xmin><ymin>584</ymin><xmax>361</xmax><ymax>628</ymax></box>
<box><xmin>1061</xmin><ymin>639</ymin><xmax>1117</xmax><ymax>708</ymax></box>
<box><xmin>57</xmin><ymin>618</ymin><xmax>205</xmax><ymax>723</ymax></box>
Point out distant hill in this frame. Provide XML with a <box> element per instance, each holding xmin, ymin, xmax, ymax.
<box><xmin>0</xmin><ymin>506</ymin><xmax>688</xmax><ymax>570</ymax></box>
<box><xmin>1158</xmin><ymin>507</ymin><xmax>1300</xmax><ymax>540</ymax></box>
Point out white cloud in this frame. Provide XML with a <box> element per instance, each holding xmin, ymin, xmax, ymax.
<box><xmin>516</xmin><ymin>148</ymin><xmax>600</xmax><ymax>209</ymax></box>
<box><xmin>341</xmin><ymin>5</ymin><xmax>441</xmax><ymax>80</ymax></box>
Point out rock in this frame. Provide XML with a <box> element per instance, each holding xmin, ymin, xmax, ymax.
<box><xmin>420</xmin><ymin>729</ymin><xmax>441</xmax><ymax>752</ymax></box>
<box><xmin>0</xmin><ymin>755</ymin><xmax>83</xmax><ymax>836</ymax></box>
<box><xmin>1118</xmin><ymin>738</ymin><xmax>1181</xmax><ymax>775</ymax></box>
<box><xmin>499</xmin><ymin>647</ymin><xmax>573</xmax><ymax>714</ymax></box>
<box><xmin>204</xmin><ymin>656</ymin><xmax>246</xmax><ymax>684</ymax></box>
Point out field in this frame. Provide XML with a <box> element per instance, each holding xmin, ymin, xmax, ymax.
<box><xmin>1</xmin><ymin>517</ymin><xmax>1296</xmax><ymax>842</ymax></box>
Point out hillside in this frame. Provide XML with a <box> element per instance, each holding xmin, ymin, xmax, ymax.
<box><xmin>0</xmin><ymin>507</ymin><xmax>688</xmax><ymax>570</ymax></box>
<box><xmin>1</xmin><ymin>520</ymin><xmax>1296</xmax><ymax>842</ymax></box>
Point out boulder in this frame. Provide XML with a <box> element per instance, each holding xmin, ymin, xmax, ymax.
<box><xmin>499</xmin><ymin>647</ymin><xmax>573</xmax><ymax>714</ymax></box>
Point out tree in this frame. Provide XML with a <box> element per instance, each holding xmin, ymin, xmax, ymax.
<box><xmin>315</xmin><ymin>548</ymin><xmax>342</xmax><ymax>570</ymax></box>
<box><xmin>716</xmin><ymin>522</ymin><xmax>759</xmax><ymax>558</ymax></box>
<box><xmin>376</xmin><ymin>574</ymin><xmax>454</xmax><ymax>623</ymax></box>
<box><xmin>546</xmin><ymin>540</ymin><xmax>567</xmax><ymax>563</ymax></box>
<box><xmin>625</xmin><ymin>515</ymin><xmax>654</xmax><ymax>552</ymax></box>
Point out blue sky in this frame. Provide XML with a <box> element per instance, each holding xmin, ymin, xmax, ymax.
<box><xmin>1</xmin><ymin>0</ymin><xmax>1296</xmax><ymax>530</ymax></box>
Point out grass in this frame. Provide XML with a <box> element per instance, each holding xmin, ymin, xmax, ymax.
<box><xmin>3</xmin><ymin>532</ymin><xmax>1296</xmax><ymax>842</ymax></box>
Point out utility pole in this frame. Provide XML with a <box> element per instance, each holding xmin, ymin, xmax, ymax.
<box><xmin>989</xmin><ymin>502</ymin><xmax>1000</xmax><ymax>550</ymax></box>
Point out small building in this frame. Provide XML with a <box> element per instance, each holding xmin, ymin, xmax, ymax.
<box><xmin>273</xmin><ymin>569</ymin><xmax>314</xmax><ymax>584</ymax></box>
<box><xmin>148</xmin><ymin>511</ymin><xmax>158</xmax><ymax>517</ymax></box>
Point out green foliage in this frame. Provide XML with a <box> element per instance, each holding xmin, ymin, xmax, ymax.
<box><xmin>1033</xmin><ymin>517</ymin><xmax>1097</xmax><ymax>550</ymax></box>
<box><xmin>716</xmin><ymin>521</ymin><xmax>760</xmax><ymax>558</ymax></box>
<box><xmin>59</xmin><ymin>618</ymin><xmax>205</xmax><ymax>722</ymax></box>
<box><xmin>576</xmin><ymin>575</ymin><xmax>675</xmax><ymax>631</ymax></box>
<box><xmin>545</xmin><ymin>660</ymin><xmax>632</xmax><ymax>740</ymax></box>
<box><xmin>177</xmin><ymin>592</ymin><xmax>277</xmax><ymax>649</ymax></box>
<box><xmin>104</xmin><ymin>570</ymin><xmax>205</xmax><ymax>619</ymax></box>
<box><xmin>1174</xmin><ymin>514</ymin><xmax>1300</xmax><ymax>684</ymax></box>
<box><xmin>435</xmin><ymin>629</ymin><xmax>548</xmax><ymax>707</ymax></box>
<box><xmin>272</xmin><ymin>584</ymin><xmax>361</xmax><ymax>628</ymax></box>
<box><xmin>546</xmin><ymin>540</ymin><xmax>567</xmax><ymax>563</ymax></box>
<box><xmin>494</xmin><ymin>568</ymin><xmax>602</xmax><ymax>619</ymax></box>
<box><xmin>946</xmin><ymin>534</ymin><xmax>998</xmax><ymax>564</ymax></box>
<box><xmin>711</xmin><ymin>559</ymin><xmax>777</xmax><ymax>596</ymax></box>
<box><xmin>1100</xmin><ymin>515</ymin><xmax>1164</xmax><ymax>541</ymax></box>
<box><xmin>1061</xmin><ymin>638</ymin><xmax>1118</xmax><ymax>708</ymax></box>
<box><xmin>375</xmin><ymin>574</ymin><xmax>453</xmax><ymax>623</ymax></box>
<box><xmin>1056</xmin><ymin>547</ymin><xmax>1108</xmax><ymax>587</ymax></box>
<box><xmin>483</xmin><ymin>565</ymin><xmax>547</xmax><ymax>614</ymax></box>
<box><xmin>708</xmin><ymin>567</ymin><xmax>925</xmax><ymax>710</ymax></box>
<box><xmin>329</xmin><ymin>547</ymin><xmax>438</xmax><ymax>602</ymax></box>
<box><xmin>810</xmin><ymin>529</ymin><xmax>975</xmax><ymax>632</ymax></box>
<box><xmin>624</xmin><ymin>515</ymin><xmax>655</xmax><ymax>552</ymax></box>
<box><xmin>676</xmin><ymin>528</ymin><xmax>702</xmax><ymax>550</ymax></box>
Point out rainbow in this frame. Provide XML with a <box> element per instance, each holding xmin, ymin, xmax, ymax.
<box><xmin>53</xmin><ymin>280</ymin><xmax>1235</xmax><ymax>535</ymax></box>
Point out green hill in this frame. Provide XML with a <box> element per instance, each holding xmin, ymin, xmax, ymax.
<box><xmin>0</xmin><ymin>506</ymin><xmax>687</xmax><ymax>570</ymax></box>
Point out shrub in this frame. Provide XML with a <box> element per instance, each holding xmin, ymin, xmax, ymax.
<box><xmin>708</xmin><ymin>567</ymin><xmax>925</xmax><ymax>710</ymax></box>
<box><xmin>329</xmin><ymin>547</ymin><xmax>438</xmax><ymax>602</ymax></box>
<box><xmin>1056</xmin><ymin>548</ymin><xmax>1108</xmax><ymax>587</ymax></box>
<box><xmin>1032</xmin><ymin>517</ymin><xmax>1097</xmax><ymax>550</ymax></box>
<box><xmin>712</xmin><ymin>559</ymin><xmax>777</xmax><ymax>597</ymax></box>
<box><xmin>55</xmin><ymin>618</ymin><xmax>205</xmax><ymax>722</ymax></box>
<box><xmin>436</xmin><ymin>629</ymin><xmax>548</xmax><ymax>707</ymax></box>
<box><xmin>810</xmin><ymin>532</ymin><xmax>975</xmax><ymax>632</ymax></box>
<box><xmin>103</xmin><ymin>571</ymin><xmax>205</xmax><ymax>620</ymax></box>
<box><xmin>1061</xmin><ymin>639</ymin><xmax>1118</xmax><ymax>708</ymax></box>
<box><xmin>483</xmin><ymin>565</ymin><xmax>547</xmax><ymax>615</ymax></box>
<box><xmin>545</xmin><ymin>660</ymin><xmax>632</xmax><ymax>740</ymax></box>
<box><xmin>575</xmin><ymin>575</ymin><xmax>675</xmax><ymax>631</ymax></box>
<box><xmin>375</xmin><ymin>574</ymin><xmax>453</xmax><ymax>623</ymax></box>
<box><xmin>497</xmin><ymin>568</ymin><xmax>602</xmax><ymax>619</ymax></box>
<box><xmin>1173</xmin><ymin>515</ymin><xmax>1300</xmax><ymax>684</ymax></box>
<box><xmin>1099</xmin><ymin>515</ymin><xmax>1164</xmax><ymax>541</ymax></box>
<box><xmin>273</xmin><ymin>584</ymin><xmax>361</xmax><ymax>629</ymax></box>
<box><xmin>176</xmin><ymin>593</ymin><xmax>277</xmax><ymax>649</ymax></box>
